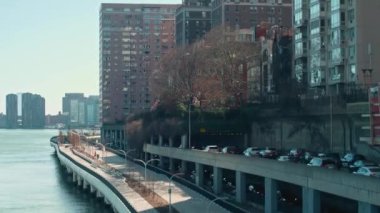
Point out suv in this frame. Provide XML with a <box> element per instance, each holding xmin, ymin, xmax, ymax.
<box><xmin>203</xmin><ymin>145</ymin><xmax>219</xmax><ymax>152</ymax></box>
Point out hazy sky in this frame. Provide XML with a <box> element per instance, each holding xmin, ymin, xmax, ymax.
<box><xmin>0</xmin><ymin>0</ymin><xmax>181</xmax><ymax>115</ymax></box>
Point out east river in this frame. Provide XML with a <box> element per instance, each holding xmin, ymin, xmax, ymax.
<box><xmin>0</xmin><ymin>129</ymin><xmax>113</xmax><ymax>213</ymax></box>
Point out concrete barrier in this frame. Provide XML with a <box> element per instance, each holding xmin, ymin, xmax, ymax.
<box><xmin>51</xmin><ymin>142</ymin><xmax>135</xmax><ymax>213</ymax></box>
<box><xmin>145</xmin><ymin>144</ymin><xmax>380</xmax><ymax>206</ymax></box>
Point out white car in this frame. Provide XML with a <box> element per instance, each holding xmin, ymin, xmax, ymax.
<box><xmin>277</xmin><ymin>155</ymin><xmax>290</xmax><ymax>162</ymax></box>
<box><xmin>243</xmin><ymin>147</ymin><xmax>261</xmax><ymax>157</ymax></box>
<box><xmin>353</xmin><ymin>166</ymin><xmax>380</xmax><ymax>178</ymax></box>
<box><xmin>203</xmin><ymin>145</ymin><xmax>219</xmax><ymax>152</ymax></box>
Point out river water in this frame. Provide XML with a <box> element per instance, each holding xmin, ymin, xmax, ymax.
<box><xmin>0</xmin><ymin>129</ymin><xmax>113</xmax><ymax>213</ymax></box>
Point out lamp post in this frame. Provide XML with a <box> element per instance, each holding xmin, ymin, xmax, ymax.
<box><xmin>102</xmin><ymin>143</ymin><xmax>111</xmax><ymax>164</ymax></box>
<box><xmin>188</xmin><ymin>97</ymin><xmax>192</xmax><ymax>149</ymax></box>
<box><xmin>134</xmin><ymin>158</ymin><xmax>161</xmax><ymax>184</ymax></box>
<box><xmin>168</xmin><ymin>172</ymin><xmax>184</xmax><ymax>213</ymax></box>
<box><xmin>207</xmin><ymin>197</ymin><xmax>228</xmax><ymax>213</ymax></box>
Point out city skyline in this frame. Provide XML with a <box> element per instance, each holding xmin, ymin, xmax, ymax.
<box><xmin>0</xmin><ymin>0</ymin><xmax>181</xmax><ymax>115</ymax></box>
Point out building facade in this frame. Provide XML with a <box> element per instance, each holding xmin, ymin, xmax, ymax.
<box><xmin>99</xmin><ymin>3</ymin><xmax>178</xmax><ymax>147</ymax></box>
<box><xmin>211</xmin><ymin>0</ymin><xmax>292</xmax><ymax>30</ymax></box>
<box><xmin>21</xmin><ymin>93</ymin><xmax>45</xmax><ymax>129</ymax></box>
<box><xmin>176</xmin><ymin>0</ymin><xmax>212</xmax><ymax>46</ymax></box>
<box><xmin>293</xmin><ymin>0</ymin><xmax>380</xmax><ymax>95</ymax></box>
<box><xmin>6</xmin><ymin>94</ymin><xmax>18</xmax><ymax>128</ymax></box>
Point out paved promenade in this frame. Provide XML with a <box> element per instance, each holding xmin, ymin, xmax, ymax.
<box><xmin>60</xmin><ymin>144</ymin><xmax>230</xmax><ymax>213</ymax></box>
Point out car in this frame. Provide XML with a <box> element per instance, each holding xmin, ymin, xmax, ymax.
<box><xmin>277</xmin><ymin>190</ymin><xmax>301</xmax><ymax>205</ymax></box>
<box><xmin>277</xmin><ymin>155</ymin><xmax>290</xmax><ymax>162</ymax></box>
<box><xmin>341</xmin><ymin>153</ymin><xmax>365</xmax><ymax>167</ymax></box>
<box><xmin>325</xmin><ymin>153</ymin><xmax>342</xmax><ymax>169</ymax></box>
<box><xmin>221</xmin><ymin>146</ymin><xmax>241</xmax><ymax>154</ymax></box>
<box><xmin>307</xmin><ymin>157</ymin><xmax>337</xmax><ymax>169</ymax></box>
<box><xmin>288</xmin><ymin>148</ymin><xmax>305</xmax><ymax>161</ymax></box>
<box><xmin>243</xmin><ymin>147</ymin><xmax>261</xmax><ymax>157</ymax></box>
<box><xmin>259</xmin><ymin>147</ymin><xmax>278</xmax><ymax>159</ymax></box>
<box><xmin>353</xmin><ymin>166</ymin><xmax>380</xmax><ymax>177</ymax></box>
<box><xmin>203</xmin><ymin>145</ymin><xmax>219</xmax><ymax>152</ymax></box>
<box><xmin>349</xmin><ymin>160</ymin><xmax>378</xmax><ymax>172</ymax></box>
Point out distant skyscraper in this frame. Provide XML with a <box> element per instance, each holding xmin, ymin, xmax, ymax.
<box><xmin>176</xmin><ymin>0</ymin><xmax>212</xmax><ymax>46</ymax></box>
<box><xmin>86</xmin><ymin>95</ymin><xmax>100</xmax><ymax>126</ymax></box>
<box><xmin>62</xmin><ymin>93</ymin><xmax>86</xmax><ymax>127</ymax></box>
<box><xmin>21</xmin><ymin>93</ymin><xmax>45</xmax><ymax>129</ymax></box>
<box><xmin>6</xmin><ymin>94</ymin><xmax>18</xmax><ymax>128</ymax></box>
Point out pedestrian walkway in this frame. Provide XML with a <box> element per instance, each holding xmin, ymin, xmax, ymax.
<box><xmin>104</xmin><ymin>151</ymin><xmax>230</xmax><ymax>213</ymax></box>
<box><xmin>60</xmin><ymin>145</ymin><xmax>157</xmax><ymax>213</ymax></box>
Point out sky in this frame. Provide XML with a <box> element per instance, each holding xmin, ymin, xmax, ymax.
<box><xmin>0</xmin><ymin>0</ymin><xmax>181</xmax><ymax>115</ymax></box>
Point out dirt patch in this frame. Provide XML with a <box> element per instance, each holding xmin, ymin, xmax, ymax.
<box><xmin>124</xmin><ymin>174</ymin><xmax>179</xmax><ymax>213</ymax></box>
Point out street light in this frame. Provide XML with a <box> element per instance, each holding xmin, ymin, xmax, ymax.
<box><xmin>168</xmin><ymin>172</ymin><xmax>184</xmax><ymax>213</ymax></box>
<box><xmin>102</xmin><ymin>143</ymin><xmax>111</xmax><ymax>164</ymax></box>
<box><xmin>134</xmin><ymin>158</ymin><xmax>161</xmax><ymax>184</ymax></box>
<box><xmin>207</xmin><ymin>197</ymin><xmax>228</xmax><ymax>213</ymax></box>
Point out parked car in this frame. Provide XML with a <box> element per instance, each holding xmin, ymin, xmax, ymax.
<box><xmin>353</xmin><ymin>166</ymin><xmax>380</xmax><ymax>177</ymax></box>
<box><xmin>307</xmin><ymin>157</ymin><xmax>337</xmax><ymax>169</ymax></box>
<box><xmin>288</xmin><ymin>148</ymin><xmax>305</xmax><ymax>161</ymax></box>
<box><xmin>341</xmin><ymin>153</ymin><xmax>365</xmax><ymax>167</ymax></box>
<box><xmin>277</xmin><ymin>190</ymin><xmax>301</xmax><ymax>206</ymax></box>
<box><xmin>349</xmin><ymin>160</ymin><xmax>378</xmax><ymax>172</ymax></box>
<box><xmin>259</xmin><ymin>147</ymin><xmax>278</xmax><ymax>159</ymax></box>
<box><xmin>203</xmin><ymin>145</ymin><xmax>219</xmax><ymax>152</ymax></box>
<box><xmin>299</xmin><ymin>151</ymin><xmax>315</xmax><ymax>163</ymax></box>
<box><xmin>221</xmin><ymin>146</ymin><xmax>241</xmax><ymax>154</ymax></box>
<box><xmin>243</xmin><ymin>147</ymin><xmax>261</xmax><ymax>157</ymax></box>
<box><xmin>277</xmin><ymin>155</ymin><xmax>290</xmax><ymax>162</ymax></box>
<box><xmin>325</xmin><ymin>153</ymin><xmax>342</xmax><ymax>169</ymax></box>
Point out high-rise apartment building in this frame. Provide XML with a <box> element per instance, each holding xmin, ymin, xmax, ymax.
<box><xmin>21</xmin><ymin>93</ymin><xmax>45</xmax><ymax>129</ymax></box>
<box><xmin>294</xmin><ymin>0</ymin><xmax>380</xmax><ymax>94</ymax></box>
<box><xmin>99</xmin><ymin>3</ymin><xmax>178</xmax><ymax>146</ymax></box>
<box><xmin>99</xmin><ymin>3</ymin><xmax>178</xmax><ymax>147</ymax></box>
<box><xmin>6</xmin><ymin>94</ymin><xmax>18</xmax><ymax>128</ymax></box>
<box><xmin>176</xmin><ymin>0</ymin><xmax>212</xmax><ymax>46</ymax></box>
<box><xmin>211</xmin><ymin>0</ymin><xmax>292</xmax><ymax>30</ymax></box>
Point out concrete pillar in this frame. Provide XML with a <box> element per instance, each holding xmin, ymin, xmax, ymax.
<box><xmin>96</xmin><ymin>191</ymin><xmax>103</xmax><ymax>198</ymax></box>
<box><xmin>302</xmin><ymin>187</ymin><xmax>320</xmax><ymax>213</ymax></box>
<box><xmin>213</xmin><ymin>167</ymin><xmax>222</xmax><ymax>194</ymax></box>
<box><xmin>77</xmin><ymin>175</ymin><xmax>82</xmax><ymax>187</ymax></box>
<box><xmin>169</xmin><ymin>158</ymin><xmax>175</xmax><ymax>173</ymax></box>
<box><xmin>104</xmin><ymin>198</ymin><xmax>111</xmax><ymax>205</ymax></box>
<box><xmin>244</xmin><ymin>133</ymin><xmax>249</xmax><ymax>148</ymax></box>
<box><xmin>72</xmin><ymin>173</ymin><xmax>76</xmax><ymax>182</ymax></box>
<box><xmin>235</xmin><ymin>171</ymin><xmax>246</xmax><ymax>203</ymax></box>
<box><xmin>181</xmin><ymin>134</ymin><xmax>187</xmax><ymax>148</ymax></box>
<box><xmin>195</xmin><ymin>163</ymin><xmax>204</xmax><ymax>186</ymax></box>
<box><xmin>265</xmin><ymin>177</ymin><xmax>278</xmax><ymax>213</ymax></box>
<box><xmin>169</xmin><ymin>137</ymin><xmax>173</xmax><ymax>147</ymax></box>
<box><xmin>150</xmin><ymin>136</ymin><xmax>154</xmax><ymax>144</ymax></box>
<box><xmin>358</xmin><ymin>201</ymin><xmax>378</xmax><ymax>213</ymax></box>
<box><xmin>83</xmin><ymin>180</ymin><xmax>88</xmax><ymax>190</ymax></box>
<box><xmin>66</xmin><ymin>167</ymin><xmax>72</xmax><ymax>174</ymax></box>
<box><xmin>181</xmin><ymin>160</ymin><xmax>187</xmax><ymax>173</ymax></box>
<box><xmin>90</xmin><ymin>185</ymin><xmax>96</xmax><ymax>194</ymax></box>
<box><xmin>158</xmin><ymin>135</ymin><xmax>163</xmax><ymax>146</ymax></box>
<box><xmin>159</xmin><ymin>156</ymin><xmax>164</xmax><ymax>168</ymax></box>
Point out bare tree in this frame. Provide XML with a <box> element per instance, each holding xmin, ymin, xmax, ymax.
<box><xmin>150</xmin><ymin>26</ymin><xmax>260</xmax><ymax>110</ymax></box>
